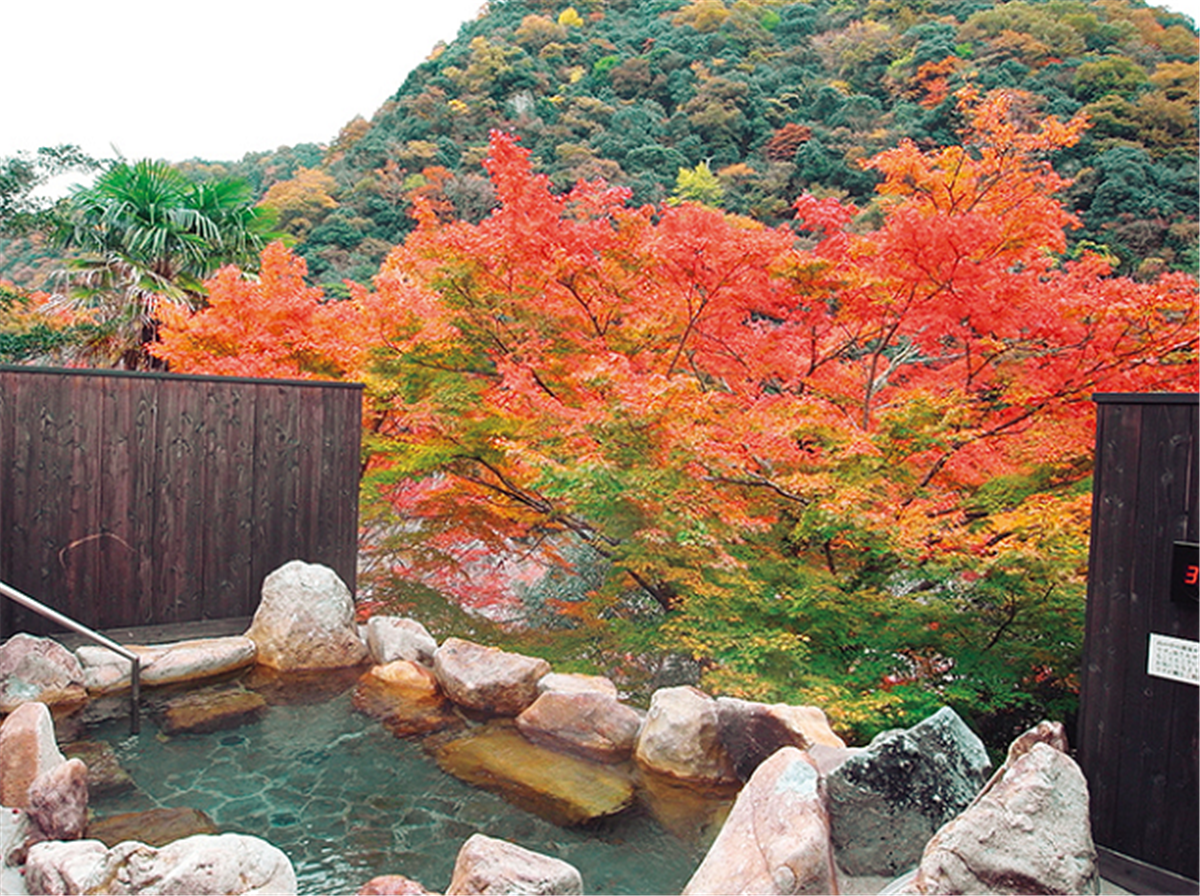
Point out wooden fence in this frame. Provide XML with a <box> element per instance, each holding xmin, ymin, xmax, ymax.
<box><xmin>1077</xmin><ymin>392</ymin><xmax>1198</xmax><ymax>893</ymax></box>
<box><xmin>0</xmin><ymin>366</ymin><xmax>362</xmax><ymax>635</ymax></box>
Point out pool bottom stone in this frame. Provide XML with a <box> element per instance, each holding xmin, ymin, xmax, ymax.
<box><xmin>84</xmin><ymin>690</ymin><xmax>712</xmax><ymax>896</ymax></box>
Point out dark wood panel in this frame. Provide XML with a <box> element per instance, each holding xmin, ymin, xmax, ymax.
<box><xmin>1080</xmin><ymin>394</ymin><xmax>1199</xmax><ymax>884</ymax></box>
<box><xmin>1</xmin><ymin>367</ymin><xmax>361</xmax><ymax>635</ymax></box>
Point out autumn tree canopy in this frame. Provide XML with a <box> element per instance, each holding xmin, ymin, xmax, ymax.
<box><xmin>157</xmin><ymin>89</ymin><xmax>1198</xmax><ymax>742</ymax></box>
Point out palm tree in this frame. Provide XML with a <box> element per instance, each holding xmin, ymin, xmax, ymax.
<box><xmin>52</xmin><ymin>159</ymin><xmax>277</xmax><ymax>369</ymax></box>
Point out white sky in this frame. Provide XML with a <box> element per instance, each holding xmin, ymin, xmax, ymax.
<box><xmin>1</xmin><ymin>0</ymin><xmax>486</xmax><ymax>164</ymax></box>
<box><xmin>2</xmin><ymin>0</ymin><xmax>1196</xmax><ymax>169</ymax></box>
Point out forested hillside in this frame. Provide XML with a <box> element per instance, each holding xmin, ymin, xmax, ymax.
<box><xmin>2</xmin><ymin>0</ymin><xmax>1196</xmax><ymax>289</ymax></box>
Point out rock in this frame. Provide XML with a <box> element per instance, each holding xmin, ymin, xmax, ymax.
<box><xmin>243</xmin><ymin>664</ymin><xmax>364</xmax><ymax>705</ymax></box>
<box><xmin>22</xmin><ymin>839</ymin><xmax>109</xmax><ymax>895</ymax></box>
<box><xmin>352</xmin><ymin>661</ymin><xmax>460</xmax><ymax>738</ymax></box>
<box><xmin>27</xmin><ymin>757</ymin><xmax>88</xmax><ymax>841</ymax></box>
<box><xmin>516</xmin><ymin>690</ymin><xmax>642</xmax><ymax>763</ymax></box>
<box><xmin>537</xmin><ymin>672</ymin><xmax>618</xmax><ymax>698</ymax></box>
<box><xmin>366</xmin><ymin>617</ymin><xmax>438</xmax><ymax>666</ymax></box>
<box><xmin>446</xmin><ymin>833</ymin><xmax>583</xmax><ymax>895</ymax></box>
<box><xmin>62</xmin><ymin>741</ymin><xmax>134</xmax><ymax>797</ymax></box>
<box><xmin>970</xmin><ymin>720</ymin><xmax>1068</xmax><ymax>808</ymax></box>
<box><xmin>0</xmin><ymin>701</ymin><xmax>66</xmax><ymax>807</ymax></box>
<box><xmin>245</xmin><ymin>560</ymin><xmax>368</xmax><ymax>671</ymax></box>
<box><xmin>86</xmin><ymin>806</ymin><xmax>220</xmax><ymax>848</ymax></box>
<box><xmin>433</xmin><ymin>638</ymin><xmax>550</xmax><ymax>716</ymax></box>
<box><xmin>0</xmin><ymin>634</ymin><xmax>88</xmax><ymax>713</ymax></box>
<box><xmin>636</xmin><ymin>768</ymin><xmax>737</xmax><ymax>847</ymax></box>
<box><xmin>905</xmin><ymin>743</ymin><xmax>1098</xmax><ymax>895</ymax></box>
<box><xmin>432</xmin><ymin>722</ymin><xmax>635</xmax><ymax>827</ymax></box>
<box><xmin>634</xmin><ymin>686</ymin><xmax>738</xmax><ymax>785</ymax></box>
<box><xmin>160</xmin><ymin>685</ymin><xmax>268</xmax><ymax>735</ymax></box>
<box><xmin>683</xmin><ymin>747</ymin><xmax>837</xmax><ymax>896</ymax></box>
<box><xmin>2</xmin><ymin>806</ymin><xmax>34</xmax><ymax>867</ymax></box>
<box><xmin>826</xmin><ymin>706</ymin><xmax>992</xmax><ymax>877</ymax></box>
<box><xmin>77</xmin><ymin>637</ymin><xmax>257</xmax><ymax>694</ymax></box>
<box><xmin>357</xmin><ymin>874</ymin><xmax>437</xmax><ymax>895</ymax></box>
<box><xmin>26</xmin><ymin>832</ymin><xmax>296</xmax><ymax>895</ymax></box>
<box><xmin>716</xmin><ymin>697</ymin><xmax>844</xmax><ymax>781</ymax></box>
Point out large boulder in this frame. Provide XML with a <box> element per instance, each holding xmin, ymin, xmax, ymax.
<box><xmin>365</xmin><ymin>617</ymin><xmax>438</xmax><ymax>666</ymax></box>
<box><xmin>245</xmin><ymin>560</ymin><xmax>368</xmax><ymax>671</ymax></box>
<box><xmin>826</xmin><ymin>706</ymin><xmax>991</xmax><ymax>876</ymax></box>
<box><xmin>716</xmin><ymin>697</ymin><xmax>845</xmax><ymax>781</ymax></box>
<box><xmin>432</xmin><ymin>722</ymin><xmax>635</xmax><ymax>827</ymax></box>
<box><xmin>634</xmin><ymin>686</ymin><xmax>738</xmax><ymax>785</ymax></box>
<box><xmin>25</xmin><ymin>832</ymin><xmax>296</xmax><ymax>895</ymax></box>
<box><xmin>902</xmin><ymin>742</ymin><xmax>1098</xmax><ymax>895</ymax></box>
<box><xmin>352</xmin><ymin>661</ymin><xmax>460</xmax><ymax>738</ymax></box>
<box><xmin>77</xmin><ymin>637</ymin><xmax>256</xmax><ymax>694</ymax></box>
<box><xmin>683</xmin><ymin>747</ymin><xmax>837</xmax><ymax>896</ymax></box>
<box><xmin>516</xmin><ymin>690</ymin><xmax>642</xmax><ymax>763</ymax></box>
<box><xmin>446</xmin><ymin>833</ymin><xmax>583</xmax><ymax>895</ymax></box>
<box><xmin>0</xmin><ymin>701</ymin><xmax>66</xmax><ymax>807</ymax></box>
<box><xmin>0</xmin><ymin>634</ymin><xmax>88</xmax><ymax>713</ymax></box>
<box><xmin>433</xmin><ymin>638</ymin><xmax>550</xmax><ymax>716</ymax></box>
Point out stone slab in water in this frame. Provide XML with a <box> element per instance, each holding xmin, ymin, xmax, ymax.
<box><xmin>352</xmin><ymin>662</ymin><xmax>462</xmax><ymax>738</ymax></box>
<box><xmin>86</xmin><ymin>806</ymin><xmax>220</xmax><ymax>848</ymax></box>
<box><xmin>431</xmin><ymin>721</ymin><xmax>636</xmax><ymax>827</ymax></box>
<box><xmin>159</xmin><ymin>685</ymin><xmax>268</xmax><ymax>735</ymax></box>
<box><xmin>62</xmin><ymin>741</ymin><xmax>134</xmax><ymax>797</ymax></box>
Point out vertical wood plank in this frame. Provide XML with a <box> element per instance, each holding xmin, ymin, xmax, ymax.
<box><xmin>251</xmin><ymin>382</ymin><xmax>302</xmax><ymax>596</ymax></box>
<box><xmin>201</xmin><ymin>379</ymin><xmax>255</xmax><ymax>618</ymax></box>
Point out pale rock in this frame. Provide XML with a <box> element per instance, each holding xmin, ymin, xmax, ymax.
<box><xmin>352</xmin><ymin>661</ymin><xmax>459</xmax><ymax>738</ymax></box>
<box><xmin>366</xmin><ymin>617</ymin><xmax>438</xmax><ymax>666</ymax></box>
<box><xmin>0</xmin><ymin>701</ymin><xmax>66</xmax><ymax>807</ymax></box>
<box><xmin>77</xmin><ymin>637</ymin><xmax>256</xmax><ymax>694</ymax></box>
<box><xmin>433</xmin><ymin>638</ymin><xmax>550</xmax><ymax>716</ymax></box>
<box><xmin>26</xmin><ymin>832</ymin><xmax>297</xmax><ymax>895</ymax></box>
<box><xmin>683</xmin><ymin>747</ymin><xmax>837</xmax><ymax>896</ymax></box>
<box><xmin>970</xmin><ymin>719</ymin><xmax>1068</xmax><ymax>808</ymax></box>
<box><xmin>516</xmin><ymin>690</ymin><xmax>642</xmax><ymax>763</ymax></box>
<box><xmin>446</xmin><ymin>833</ymin><xmax>583</xmax><ymax>895</ymax></box>
<box><xmin>357</xmin><ymin>874</ymin><xmax>437</xmax><ymax>895</ymax></box>
<box><xmin>634</xmin><ymin>686</ymin><xmax>738</xmax><ymax>785</ymax></box>
<box><xmin>905</xmin><ymin>743</ymin><xmax>1098</xmax><ymax>895</ymax></box>
<box><xmin>0</xmin><ymin>634</ymin><xmax>87</xmax><ymax>713</ymax></box>
<box><xmin>27</xmin><ymin>757</ymin><xmax>88</xmax><ymax>841</ymax></box>
<box><xmin>826</xmin><ymin>706</ymin><xmax>991</xmax><ymax>876</ymax></box>
<box><xmin>716</xmin><ymin>697</ymin><xmax>845</xmax><ymax>781</ymax></box>
<box><xmin>245</xmin><ymin>560</ymin><xmax>368</xmax><ymax>671</ymax></box>
<box><xmin>536</xmin><ymin>672</ymin><xmax>619</xmax><ymax>698</ymax></box>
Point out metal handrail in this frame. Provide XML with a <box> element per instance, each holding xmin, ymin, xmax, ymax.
<box><xmin>0</xmin><ymin>580</ymin><xmax>140</xmax><ymax>734</ymax></box>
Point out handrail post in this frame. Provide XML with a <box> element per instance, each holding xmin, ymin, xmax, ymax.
<box><xmin>0</xmin><ymin>580</ymin><xmax>143</xmax><ymax>736</ymax></box>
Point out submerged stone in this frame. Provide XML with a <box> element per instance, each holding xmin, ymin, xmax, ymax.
<box><xmin>86</xmin><ymin>806</ymin><xmax>220</xmax><ymax>848</ymax></box>
<box><xmin>62</xmin><ymin>740</ymin><xmax>134</xmax><ymax>797</ymax></box>
<box><xmin>352</xmin><ymin>661</ymin><xmax>461</xmax><ymax>738</ymax></box>
<box><xmin>431</xmin><ymin>721</ymin><xmax>635</xmax><ymax>826</ymax></box>
<box><xmin>159</xmin><ymin>684</ymin><xmax>268</xmax><ymax>735</ymax></box>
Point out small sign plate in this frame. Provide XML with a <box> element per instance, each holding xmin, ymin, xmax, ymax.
<box><xmin>1147</xmin><ymin>633</ymin><xmax>1200</xmax><ymax>686</ymax></box>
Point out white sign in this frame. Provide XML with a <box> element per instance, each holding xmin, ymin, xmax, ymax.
<box><xmin>1147</xmin><ymin>633</ymin><xmax>1200</xmax><ymax>686</ymax></box>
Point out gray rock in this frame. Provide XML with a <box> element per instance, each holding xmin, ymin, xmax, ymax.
<box><xmin>683</xmin><ymin>747</ymin><xmax>837</xmax><ymax>896</ymax></box>
<box><xmin>365</xmin><ymin>616</ymin><xmax>438</xmax><ymax>666</ymax></box>
<box><xmin>0</xmin><ymin>634</ymin><xmax>87</xmax><ymax>713</ymax></box>
<box><xmin>245</xmin><ymin>560</ymin><xmax>368</xmax><ymax>671</ymax></box>
<box><xmin>445</xmin><ymin>833</ymin><xmax>583</xmax><ymax>895</ymax></box>
<box><xmin>433</xmin><ymin>638</ymin><xmax>550</xmax><ymax>716</ymax></box>
<box><xmin>906</xmin><ymin>743</ymin><xmax>1098</xmax><ymax>895</ymax></box>
<box><xmin>826</xmin><ymin>706</ymin><xmax>991</xmax><ymax>876</ymax></box>
<box><xmin>634</xmin><ymin>686</ymin><xmax>738</xmax><ymax>785</ymax></box>
<box><xmin>26</xmin><ymin>832</ymin><xmax>297</xmax><ymax>895</ymax></box>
